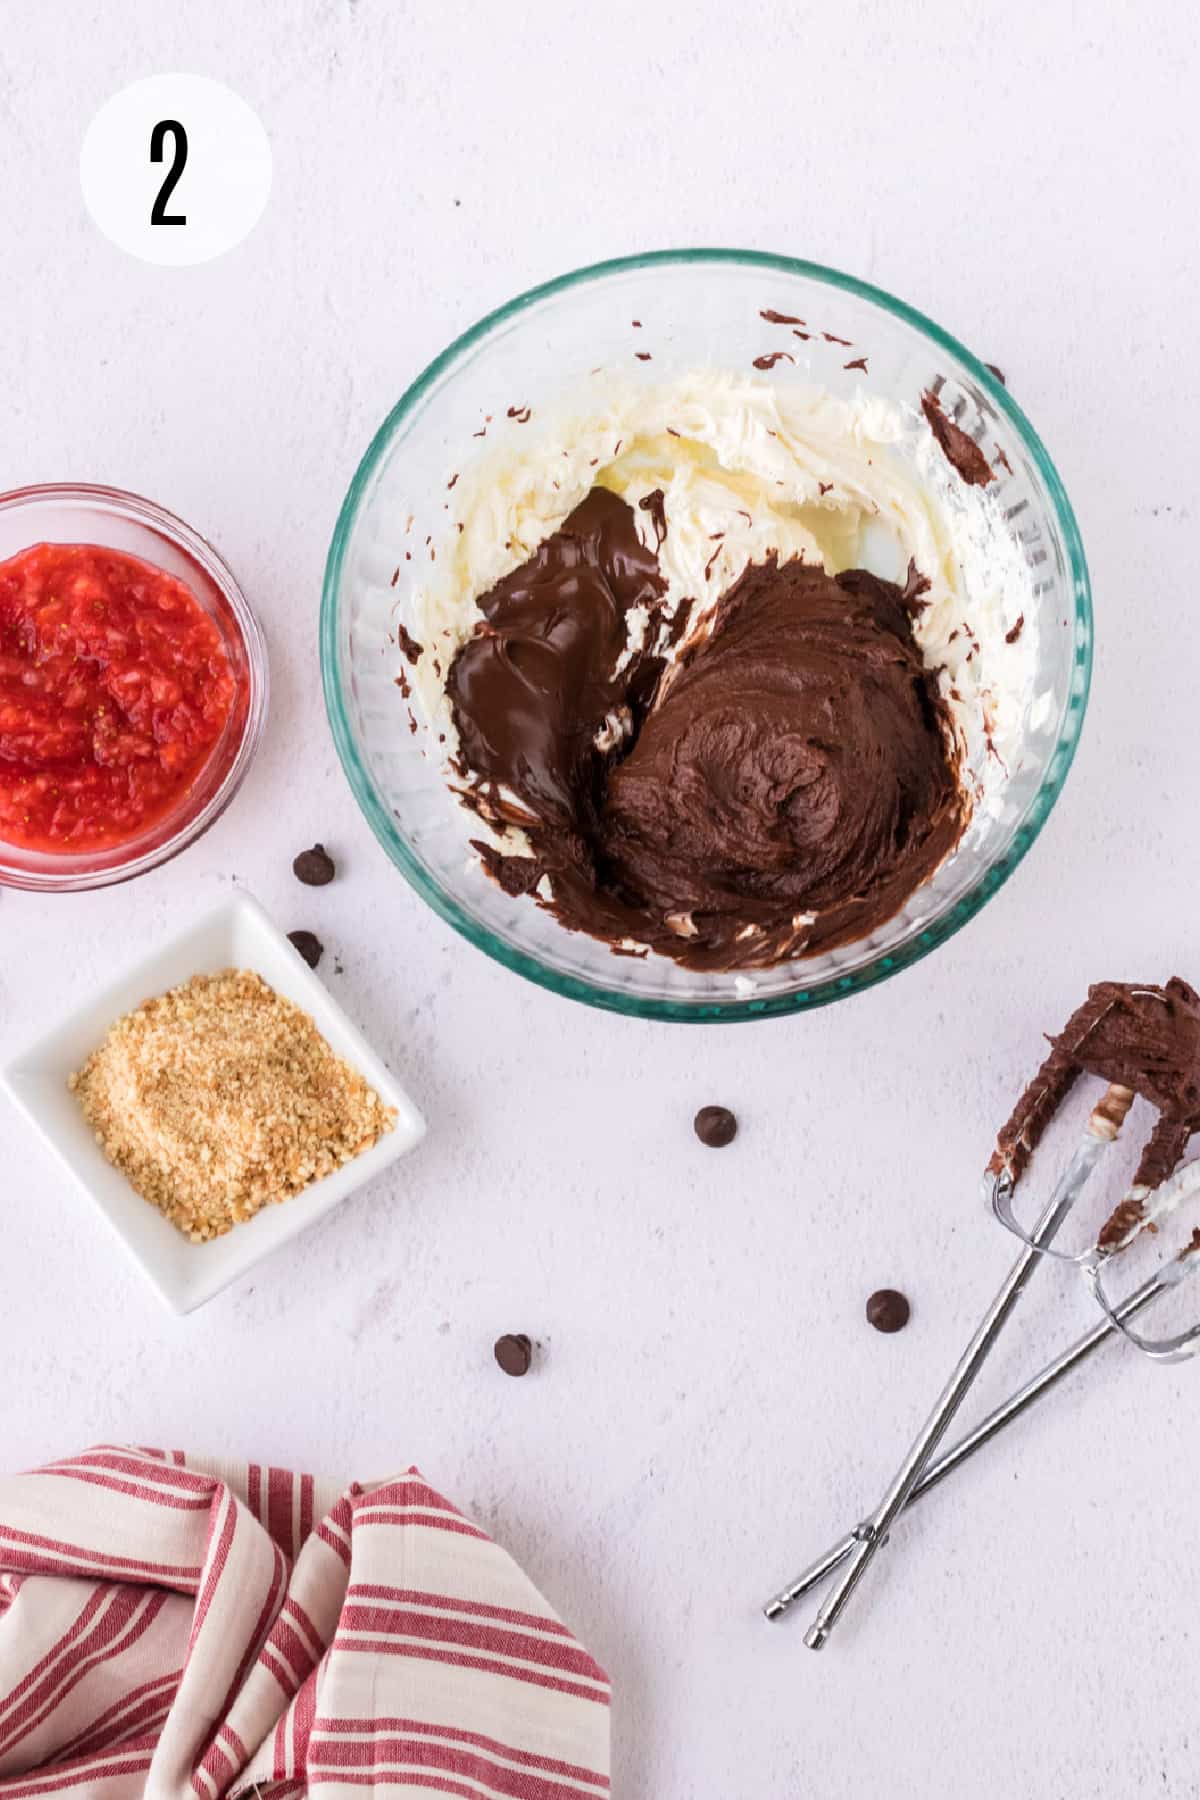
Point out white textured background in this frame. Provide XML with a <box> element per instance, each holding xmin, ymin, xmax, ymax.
<box><xmin>3</xmin><ymin>2</ymin><xmax>1200</xmax><ymax>1794</ymax></box>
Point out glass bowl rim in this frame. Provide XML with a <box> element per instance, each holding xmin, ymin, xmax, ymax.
<box><xmin>0</xmin><ymin>479</ymin><xmax>269</xmax><ymax>894</ymax></box>
<box><xmin>321</xmin><ymin>246</ymin><xmax>1092</xmax><ymax>1023</ymax></box>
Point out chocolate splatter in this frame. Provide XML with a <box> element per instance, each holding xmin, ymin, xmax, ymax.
<box><xmin>396</xmin><ymin>622</ymin><xmax>423</xmax><ymax>665</ymax></box>
<box><xmin>901</xmin><ymin>558</ymin><xmax>931</xmax><ymax>609</ymax></box>
<box><xmin>921</xmin><ymin>390</ymin><xmax>995</xmax><ymax>487</ymax></box>
<box><xmin>637</xmin><ymin>487</ymin><xmax>668</xmax><ymax>550</ymax></box>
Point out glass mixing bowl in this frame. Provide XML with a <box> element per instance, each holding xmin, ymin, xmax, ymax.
<box><xmin>322</xmin><ymin>250</ymin><xmax>1091</xmax><ymax>1022</ymax></box>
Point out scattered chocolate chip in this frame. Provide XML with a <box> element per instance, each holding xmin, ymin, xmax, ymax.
<box><xmin>1005</xmin><ymin>613</ymin><xmax>1025</xmax><ymax>644</ymax></box>
<box><xmin>494</xmin><ymin>1333</ymin><xmax>533</xmax><ymax>1377</ymax></box>
<box><xmin>866</xmin><ymin>1289</ymin><xmax>910</xmax><ymax>1334</ymax></box>
<box><xmin>752</xmin><ymin>351</ymin><xmax>795</xmax><ymax>370</ymax></box>
<box><xmin>694</xmin><ymin>1105</ymin><xmax>738</xmax><ymax>1148</ymax></box>
<box><xmin>984</xmin><ymin>362</ymin><xmax>1006</xmax><ymax>386</ymax></box>
<box><xmin>293</xmin><ymin>844</ymin><xmax>335</xmax><ymax>887</ymax></box>
<box><xmin>843</xmin><ymin>356</ymin><xmax>869</xmax><ymax>372</ymax></box>
<box><xmin>287</xmin><ymin>930</ymin><xmax>324</xmax><ymax>969</ymax></box>
<box><xmin>760</xmin><ymin>308</ymin><xmax>806</xmax><ymax>325</ymax></box>
<box><xmin>635</xmin><ymin>351</ymin><xmax>652</xmax><ymax>361</ymax></box>
<box><xmin>396</xmin><ymin>622</ymin><xmax>423</xmax><ymax>665</ymax></box>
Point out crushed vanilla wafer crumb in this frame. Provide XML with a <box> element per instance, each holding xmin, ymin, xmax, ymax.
<box><xmin>69</xmin><ymin>969</ymin><xmax>395</xmax><ymax>1242</ymax></box>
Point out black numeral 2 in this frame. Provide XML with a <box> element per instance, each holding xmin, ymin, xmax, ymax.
<box><xmin>150</xmin><ymin>120</ymin><xmax>188</xmax><ymax>226</ymax></box>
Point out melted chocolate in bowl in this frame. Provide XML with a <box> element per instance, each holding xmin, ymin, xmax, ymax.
<box><xmin>446</xmin><ymin>488</ymin><xmax>966</xmax><ymax>972</ymax></box>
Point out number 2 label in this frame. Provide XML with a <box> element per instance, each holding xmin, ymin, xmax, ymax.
<box><xmin>149</xmin><ymin>120</ymin><xmax>188</xmax><ymax>226</ymax></box>
<box><xmin>81</xmin><ymin>74</ymin><xmax>272</xmax><ymax>267</ymax></box>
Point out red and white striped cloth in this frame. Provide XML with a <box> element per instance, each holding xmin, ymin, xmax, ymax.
<box><xmin>0</xmin><ymin>1448</ymin><xmax>609</xmax><ymax>1798</ymax></box>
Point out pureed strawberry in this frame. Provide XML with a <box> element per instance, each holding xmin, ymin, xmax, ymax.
<box><xmin>0</xmin><ymin>542</ymin><xmax>239</xmax><ymax>852</ymax></box>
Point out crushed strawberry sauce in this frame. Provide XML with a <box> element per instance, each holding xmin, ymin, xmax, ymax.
<box><xmin>0</xmin><ymin>542</ymin><xmax>239</xmax><ymax>852</ymax></box>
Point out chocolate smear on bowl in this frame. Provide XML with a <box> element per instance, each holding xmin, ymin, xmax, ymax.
<box><xmin>921</xmin><ymin>390</ymin><xmax>995</xmax><ymax>487</ymax></box>
<box><xmin>472</xmin><ymin>840</ymin><xmax>545</xmax><ymax>898</ymax></box>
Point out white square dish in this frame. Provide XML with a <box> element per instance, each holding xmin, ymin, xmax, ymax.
<box><xmin>0</xmin><ymin>890</ymin><xmax>426</xmax><ymax>1313</ymax></box>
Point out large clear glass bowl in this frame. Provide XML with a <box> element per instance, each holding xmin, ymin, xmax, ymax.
<box><xmin>322</xmin><ymin>250</ymin><xmax>1091</xmax><ymax>1022</ymax></box>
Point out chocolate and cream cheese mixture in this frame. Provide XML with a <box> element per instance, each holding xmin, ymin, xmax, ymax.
<box><xmin>403</xmin><ymin>369</ymin><xmax>1039</xmax><ymax>972</ymax></box>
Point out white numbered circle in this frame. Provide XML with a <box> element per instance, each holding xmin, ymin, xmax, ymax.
<box><xmin>80</xmin><ymin>74</ymin><xmax>272</xmax><ymax>267</ymax></box>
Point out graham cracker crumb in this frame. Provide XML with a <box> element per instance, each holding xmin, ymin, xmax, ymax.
<box><xmin>69</xmin><ymin>969</ymin><xmax>395</xmax><ymax>1242</ymax></box>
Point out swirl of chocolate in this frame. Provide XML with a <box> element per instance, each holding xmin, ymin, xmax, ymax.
<box><xmin>598</xmin><ymin>557</ymin><xmax>964</xmax><ymax>963</ymax></box>
<box><xmin>447</xmin><ymin>488</ymin><xmax>966</xmax><ymax>971</ymax></box>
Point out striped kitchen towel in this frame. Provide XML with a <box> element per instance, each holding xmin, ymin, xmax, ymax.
<box><xmin>0</xmin><ymin>1447</ymin><xmax>610</xmax><ymax>1798</ymax></box>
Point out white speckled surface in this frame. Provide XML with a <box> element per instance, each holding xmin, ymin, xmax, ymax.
<box><xmin>2</xmin><ymin>3</ymin><xmax>1199</xmax><ymax>1794</ymax></box>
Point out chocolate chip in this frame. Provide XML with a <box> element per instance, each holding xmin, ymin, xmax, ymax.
<box><xmin>287</xmin><ymin>930</ymin><xmax>324</xmax><ymax>969</ymax></box>
<box><xmin>694</xmin><ymin>1105</ymin><xmax>737</xmax><ymax>1148</ymax></box>
<box><xmin>293</xmin><ymin>843</ymin><xmax>335</xmax><ymax>886</ymax></box>
<box><xmin>984</xmin><ymin>362</ymin><xmax>1007</xmax><ymax>386</ymax></box>
<box><xmin>866</xmin><ymin>1289</ymin><xmax>911</xmax><ymax>1334</ymax></box>
<box><xmin>494</xmin><ymin>1333</ymin><xmax>533</xmax><ymax>1377</ymax></box>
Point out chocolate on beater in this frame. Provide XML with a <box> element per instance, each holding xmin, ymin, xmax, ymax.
<box><xmin>990</xmin><ymin>978</ymin><xmax>1200</xmax><ymax>1244</ymax></box>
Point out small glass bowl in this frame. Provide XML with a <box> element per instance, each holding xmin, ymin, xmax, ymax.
<box><xmin>0</xmin><ymin>483</ymin><xmax>268</xmax><ymax>892</ymax></box>
<box><xmin>322</xmin><ymin>250</ymin><xmax>1092</xmax><ymax>1022</ymax></box>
